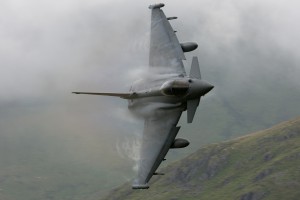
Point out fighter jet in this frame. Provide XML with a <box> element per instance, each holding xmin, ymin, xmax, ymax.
<box><xmin>73</xmin><ymin>3</ymin><xmax>213</xmax><ymax>189</ymax></box>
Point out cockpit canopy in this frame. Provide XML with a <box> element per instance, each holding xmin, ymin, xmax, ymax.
<box><xmin>160</xmin><ymin>80</ymin><xmax>189</xmax><ymax>96</ymax></box>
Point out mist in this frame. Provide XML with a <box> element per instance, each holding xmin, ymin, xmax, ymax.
<box><xmin>0</xmin><ymin>0</ymin><xmax>300</xmax><ymax>199</ymax></box>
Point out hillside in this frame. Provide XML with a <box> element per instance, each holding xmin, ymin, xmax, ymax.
<box><xmin>102</xmin><ymin>117</ymin><xmax>300</xmax><ymax>200</ymax></box>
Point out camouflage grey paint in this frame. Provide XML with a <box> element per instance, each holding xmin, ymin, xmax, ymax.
<box><xmin>73</xmin><ymin>3</ymin><xmax>213</xmax><ymax>189</ymax></box>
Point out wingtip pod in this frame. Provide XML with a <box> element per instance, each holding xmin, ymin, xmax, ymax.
<box><xmin>132</xmin><ymin>184</ymin><xmax>149</xmax><ymax>189</ymax></box>
<box><xmin>148</xmin><ymin>3</ymin><xmax>165</xmax><ymax>9</ymax></box>
<box><xmin>167</xmin><ymin>16</ymin><xmax>177</xmax><ymax>20</ymax></box>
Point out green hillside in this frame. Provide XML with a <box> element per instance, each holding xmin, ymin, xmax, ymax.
<box><xmin>102</xmin><ymin>117</ymin><xmax>300</xmax><ymax>200</ymax></box>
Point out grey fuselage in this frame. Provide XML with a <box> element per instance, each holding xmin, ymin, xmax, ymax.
<box><xmin>127</xmin><ymin>74</ymin><xmax>213</xmax><ymax>114</ymax></box>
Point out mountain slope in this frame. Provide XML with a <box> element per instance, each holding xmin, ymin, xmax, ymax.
<box><xmin>102</xmin><ymin>117</ymin><xmax>300</xmax><ymax>200</ymax></box>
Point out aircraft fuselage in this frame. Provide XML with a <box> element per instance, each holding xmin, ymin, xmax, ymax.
<box><xmin>128</xmin><ymin>76</ymin><xmax>213</xmax><ymax>113</ymax></box>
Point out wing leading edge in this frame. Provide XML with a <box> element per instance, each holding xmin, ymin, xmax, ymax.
<box><xmin>149</xmin><ymin>3</ymin><xmax>186</xmax><ymax>75</ymax></box>
<box><xmin>132</xmin><ymin>106</ymin><xmax>183</xmax><ymax>189</ymax></box>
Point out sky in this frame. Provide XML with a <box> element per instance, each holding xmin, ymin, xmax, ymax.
<box><xmin>1</xmin><ymin>0</ymin><xmax>299</xmax><ymax>100</ymax></box>
<box><xmin>0</xmin><ymin>0</ymin><xmax>300</xmax><ymax>198</ymax></box>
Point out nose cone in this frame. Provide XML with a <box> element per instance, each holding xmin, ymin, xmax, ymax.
<box><xmin>203</xmin><ymin>82</ymin><xmax>214</xmax><ymax>94</ymax></box>
<box><xmin>188</xmin><ymin>79</ymin><xmax>214</xmax><ymax>99</ymax></box>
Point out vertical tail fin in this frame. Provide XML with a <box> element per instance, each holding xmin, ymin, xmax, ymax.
<box><xmin>72</xmin><ymin>92</ymin><xmax>133</xmax><ymax>99</ymax></box>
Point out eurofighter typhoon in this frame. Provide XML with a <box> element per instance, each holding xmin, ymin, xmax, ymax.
<box><xmin>73</xmin><ymin>3</ymin><xmax>214</xmax><ymax>189</ymax></box>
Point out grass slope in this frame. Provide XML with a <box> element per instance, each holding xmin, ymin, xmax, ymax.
<box><xmin>102</xmin><ymin>117</ymin><xmax>300</xmax><ymax>200</ymax></box>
